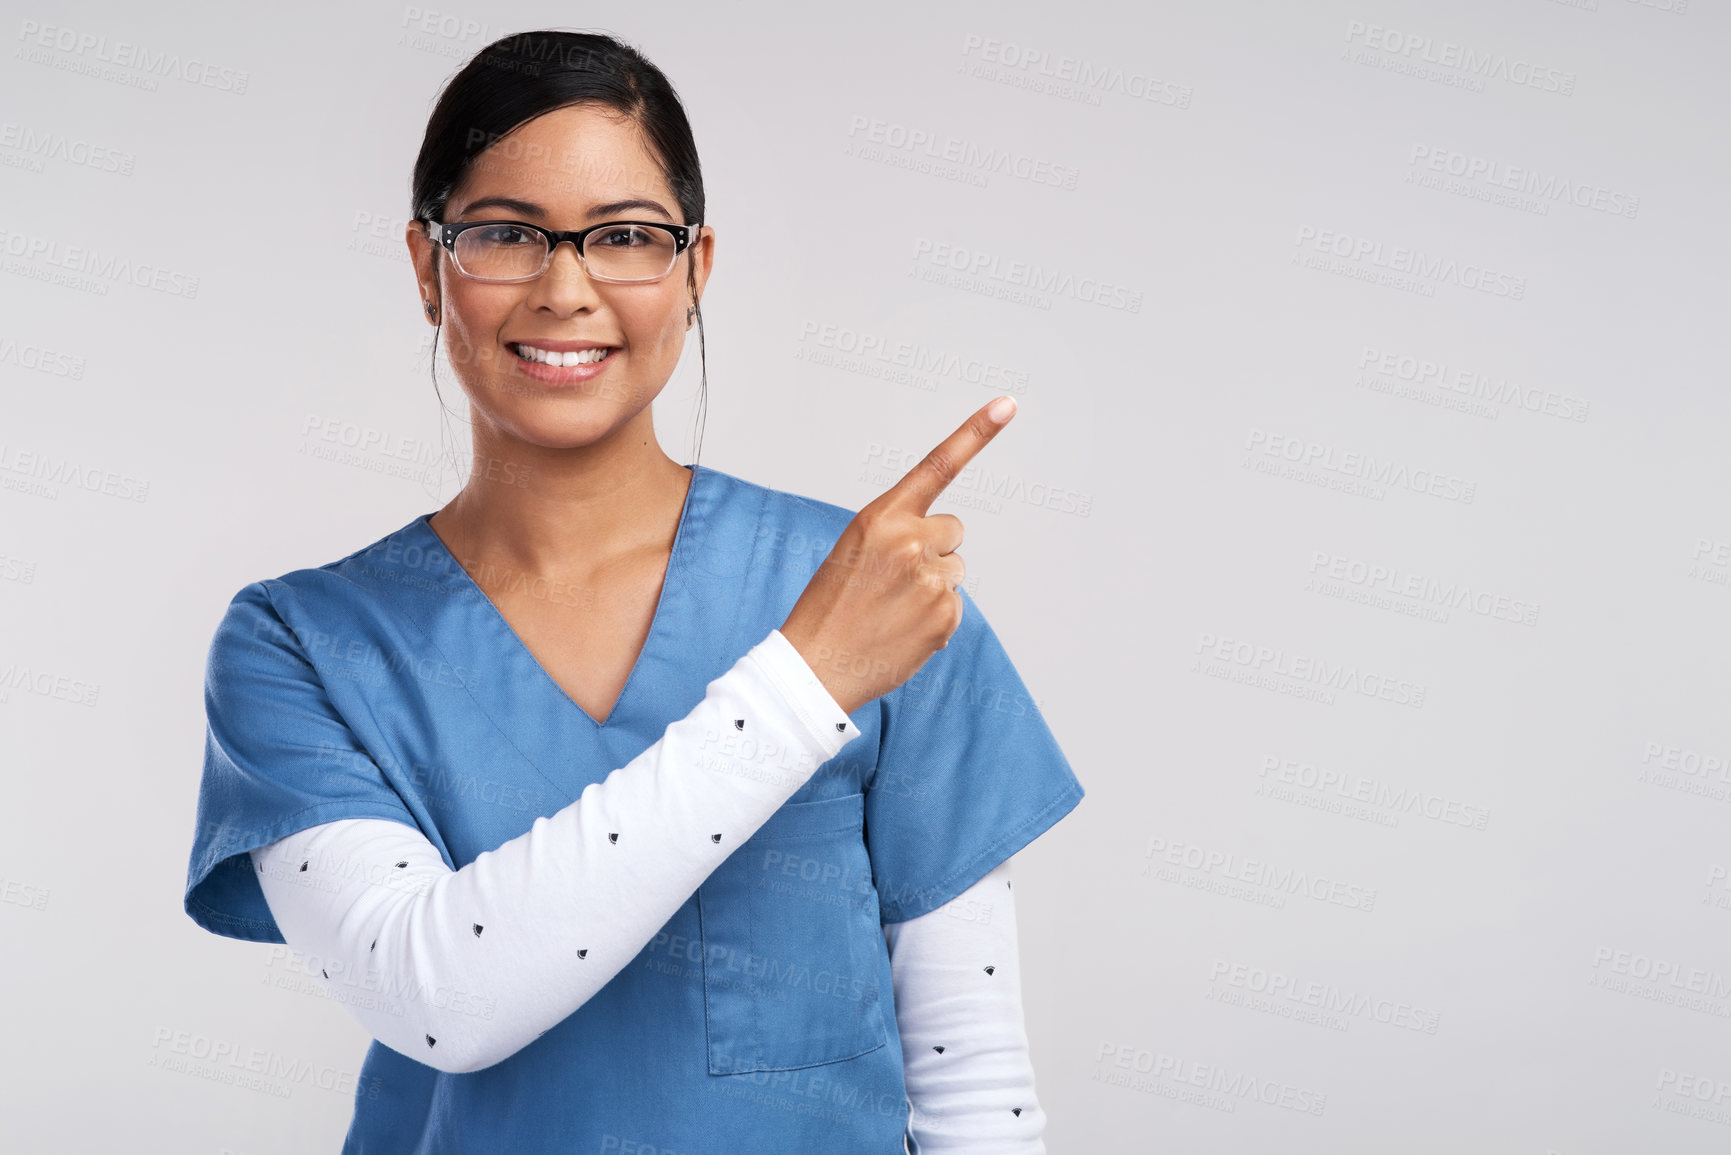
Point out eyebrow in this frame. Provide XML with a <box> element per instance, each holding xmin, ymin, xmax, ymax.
<box><xmin>454</xmin><ymin>195</ymin><xmax>676</xmax><ymax>222</ymax></box>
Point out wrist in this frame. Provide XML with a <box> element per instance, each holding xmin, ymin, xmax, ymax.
<box><xmin>776</xmin><ymin>623</ymin><xmax>870</xmax><ymax>715</ymax></box>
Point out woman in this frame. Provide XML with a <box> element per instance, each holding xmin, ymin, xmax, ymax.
<box><xmin>183</xmin><ymin>29</ymin><xmax>1083</xmax><ymax>1154</ymax></box>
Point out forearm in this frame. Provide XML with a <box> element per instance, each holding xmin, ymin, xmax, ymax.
<box><xmin>884</xmin><ymin>859</ymin><xmax>1046</xmax><ymax>1154</ymax></box>
<box><xmin>250</xmin><ymin>627</ymin><xmax>857</xmax><ymax>1075</ymax></box>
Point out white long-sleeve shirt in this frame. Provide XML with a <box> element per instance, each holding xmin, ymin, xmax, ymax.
<box><xmin>887</xmin><ymin>859</ymin><xmax>1047</xmax><ymax>1153</ymax></box>
<box><xmin>249</xmin><ymin>627</ymin><xmax>1045</xmax><ymax>1152</ymax></box>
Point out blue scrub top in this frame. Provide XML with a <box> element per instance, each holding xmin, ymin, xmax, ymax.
<box><xmin>183</xmin><ymin>462</ymin><xmax>1085</xmax><ymax>1154</ymax></box>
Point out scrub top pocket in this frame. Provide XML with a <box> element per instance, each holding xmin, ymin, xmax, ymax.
<box><xmin>698</xmin><ymin>790</ymin><xmax>889</xmax><ymax>1074</ymax></box>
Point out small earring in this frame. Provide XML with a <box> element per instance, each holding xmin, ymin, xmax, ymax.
<box><xmin>686</xmin><ymin>306</ymin><xmax>695</xmax><ymax>324</ymax></box>
<box><xmin>424</xmin><ymin>301</ymin><xmax>438</xmax><ymax>322</ymax></box>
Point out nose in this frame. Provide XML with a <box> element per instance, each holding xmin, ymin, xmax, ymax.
<box><xmin>527</xmin><ymin>239</ymin><xmax>601</xmax><ymax>313</ymax></box>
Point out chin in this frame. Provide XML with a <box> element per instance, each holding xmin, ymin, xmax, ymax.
<box><xmin>490</xmin><ymin>407</ymin><xmax>632</xmax><ymax>452</ymax></box>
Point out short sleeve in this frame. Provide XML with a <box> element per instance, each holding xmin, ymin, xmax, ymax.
<box><xmin>183</xmin><ymin>580</ymin><xmax>423</xmax><ymax>944</ymax></box>
<box><xmin>866</xmin><ymin>587</ymin><xmax>1085</xmax><ymax>923</ymax></box>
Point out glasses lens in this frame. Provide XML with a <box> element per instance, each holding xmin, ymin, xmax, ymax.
<box><xmin>452</xmin><ymin>224</ymin><xmax>549</xmax><ymax>281</ymax></box>
<box><xmin>583</xmin><ymin>224</ymin><xmax>679</xmax><ymax>282</ymax></box>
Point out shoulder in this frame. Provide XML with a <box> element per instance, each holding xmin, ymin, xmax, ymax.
<box><xmin>696</xmin><ymin>463</ymin><xmax>858</xmax><ymax>545</ymax></box>
<box><xmin>212</xmin><ymin>514</ymin><xmax>439</xmax><ymax>633</ymax></box>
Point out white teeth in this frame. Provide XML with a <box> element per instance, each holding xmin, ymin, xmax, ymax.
<box><xmin>514</xmin><ymin>344</ymin><xmax>612</xmax><ymax>366</ymax></box>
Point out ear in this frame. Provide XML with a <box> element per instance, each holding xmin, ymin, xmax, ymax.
<box><xmin>686</xmin><ymin>224</ymin><xmax>713</xmax><ymax>311</ymax></box>
<box><xmin>406</xmin><ymin>220</ymin><xmax>441</xmax><ymax>322</ymax></box>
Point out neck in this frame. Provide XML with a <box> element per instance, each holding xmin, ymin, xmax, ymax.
<box><xmin>429</xmin><ymin>407</ymin><xmax>694</xmax><ymax>577</ymax></box>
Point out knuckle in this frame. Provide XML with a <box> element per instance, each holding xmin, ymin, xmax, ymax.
<box><xmin>922</xmin><ymin>447</ymin><xmax>959</xmax><ymax>485</ymax></box>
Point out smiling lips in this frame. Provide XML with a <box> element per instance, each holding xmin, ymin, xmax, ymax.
<box><xmin>510</xmin><ymin>341</ymin><xmax>616</xmax><ymax>367</ymax></box>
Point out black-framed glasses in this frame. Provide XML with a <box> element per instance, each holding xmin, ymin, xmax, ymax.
<box><xmin>422</xmin><ymin>218</ymin><xmax>702</xmax><ymax>284</ymax></box>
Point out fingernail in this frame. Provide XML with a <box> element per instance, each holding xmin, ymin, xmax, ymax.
<box><xmin>987</xmin><ymin>396</ymin><xmax>1016</xmax><ymax>423</ymax></box>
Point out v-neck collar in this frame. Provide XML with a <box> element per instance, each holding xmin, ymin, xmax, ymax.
<box><xmin>411</xmin><ymin>463</ymin><xmax>704</xmax><ymax>730</ymax></box>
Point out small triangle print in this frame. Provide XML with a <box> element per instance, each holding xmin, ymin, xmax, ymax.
<box><xmin>472</xmin><ymin>923</ymin><xmax>484</xmax><ymax>938</ymax></box>
<box><xmin>577</xmin><ymin>950</ymin><xmax>588</xmax><ymax>959</ymax></box>
<box><xmin>836</xmin><ymin>722</ymin><xmax>847</xmax><ymax>731</ymax></box>
<box><xmin>370</xmin><ymin>939</ymin><xmax>377</xmax><ymax>952</ymax></box>
<box><xmin>1012</xmin><ymin>1108</ymin><xmax>1023</xmax><ymax>1117</ymax></box>
<box><xmin>734</xmin><ymin>718</ymin><xmax>745</xmax><ymax>730</ymax></box>
<box><xmin>932</xmin><ymin>1045</ymin><xmax>945</xmax><ymax>1054</ymax></box>
<box><xmin>321</xmin><ymin>968</ymin><xmax>328</xmax><ymax>979</ymax></box>
<box><xmin>608</xmin><ymin>832</ymin><xmax>619</xmax><ymax>844</ymax></box>
<box><xmin>395</xmin><ymin>861</ymin><xmax>408</xmax><ymax>869</ymax></box>
<box><xmin>425</xmin><ymin>1035</ymin><xmax>437</xmax><ymax>1048</ymax></box>
<box><xmin>299</xmin><ymin>860</ymin><xmax>308</xmax><ymax>872</ymax></box>
<box><xmin>984</xmin><ymin>965</ymin><xmax>995</xmax><ymax>975</ymax></box>
<box><xmin>711</xmin><ymin>833</ymin><xmax>723</xmax><ymax>842</ymax></box>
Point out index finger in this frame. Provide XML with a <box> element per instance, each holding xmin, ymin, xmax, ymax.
<box><xmin>881</xmin><ymin>395</ymin><xmax>1018</xmax><ymax>517</ymax></box>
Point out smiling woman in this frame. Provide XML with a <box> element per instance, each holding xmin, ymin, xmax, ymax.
<box><xmin>182</xmin><ymin>27</ymin><xmax>1082</xmax><ymax>1155</ymax></box>
<box><xmin>405</xmin><ymin>99</ymin><xmax>712</xmax><ymax>480</ymax></box>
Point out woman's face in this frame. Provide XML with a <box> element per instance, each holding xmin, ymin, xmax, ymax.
<box><xmin>406</xmin><ymin>103</ymin><xmax>712</xmax><ymax>453</ymax></box>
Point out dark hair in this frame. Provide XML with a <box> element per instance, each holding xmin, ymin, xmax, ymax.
<box><xmin>410</xmin><ymin>29</ymin><xmax>707</xmax><ymax>470</ymax></box>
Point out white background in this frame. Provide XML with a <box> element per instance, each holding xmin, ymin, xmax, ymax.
<box><xmin>1</xmin><ymin>0</ymin><xmax>1727</xmax><ymax>1151</ymax></box>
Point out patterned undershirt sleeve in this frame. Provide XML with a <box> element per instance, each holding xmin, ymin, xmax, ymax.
<box><xmin>249</xmin><ymin>627</ymin><xmax>856</xmax><ymax>1075</ymax></box>
<box><xmin>885</xmin><ymin>858</ymin><xmax>1048</xmax><ymax>1154</ymax></box>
